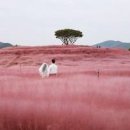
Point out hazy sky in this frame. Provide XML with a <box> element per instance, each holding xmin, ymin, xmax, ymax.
<box><xmin>0</xmin><ymin>0</ymin><xmax>130</xmax><ymax>46</ymax></box>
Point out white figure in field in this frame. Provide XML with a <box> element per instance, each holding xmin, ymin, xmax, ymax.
<box><xmin>39</xmin><ymin>59</ymin><xmax>58</xmax><ymax>78</ymax></box>
<box><xmin>39</xmin><ymin>63</ymin><xmax>49</xmax><ymax>78</ymax></box>
<box><xmin>48</xmin><ymin>59</ymin><xmax>58</xmax><ymax>76</ymax></box>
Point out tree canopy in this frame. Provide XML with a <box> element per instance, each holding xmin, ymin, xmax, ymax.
<box><xmin>55</xmin><ymin>29</ymin><xmax>83</xmax><ymax>45</ymax></box>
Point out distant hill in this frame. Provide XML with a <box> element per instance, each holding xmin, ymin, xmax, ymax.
<box><xmin>94</xmin><ymin>40</ymin><xmax>130</xmax><ymax>49</ymax></box>
<box><xmin>0</xmin><ymin>42</ymin><xmax>13</xmax><ymax>49</ymax></box>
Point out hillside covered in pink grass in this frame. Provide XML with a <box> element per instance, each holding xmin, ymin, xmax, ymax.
<box><xmin>0</xmin><ymin>45</ymin><xmax>130</xmax><ymax>130</ymax></box>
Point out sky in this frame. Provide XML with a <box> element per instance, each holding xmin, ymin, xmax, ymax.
<box><xmin>0</xmin><ymin>0</ymin><xmax>130</xmax><ymax>46</ymax></box>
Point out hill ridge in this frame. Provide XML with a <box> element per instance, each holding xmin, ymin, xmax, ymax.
<box><xmin>0</xmin><ymin>42</ymin><xmax>13</xmax><ymax>49</ymax></box>
<box><xmin>94</xmin><ymin>40</ymin><xmax>130</xmax><ymax>49</ymax></box>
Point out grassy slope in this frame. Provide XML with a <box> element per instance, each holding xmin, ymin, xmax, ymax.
<box><xmin>0</xmin><ymin>45</ymin><xmax>129</xmax><ymax>66</ymax></box>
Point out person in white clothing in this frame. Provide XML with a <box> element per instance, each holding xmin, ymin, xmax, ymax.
<box><xmin>48</xmin><ymin>59</ymin><xmax>58</xmax><ymax>76</ymax></box>
<box><xmin>39</xmin><ymin>63</ymin><xmax>49</xmax><ymax>78</ymax></box>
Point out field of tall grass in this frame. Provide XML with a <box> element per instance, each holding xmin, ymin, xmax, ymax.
<box><xmin>0</xmin><ymin>54</ymin><xmax>130</xmax><ymax>130</ymax></box>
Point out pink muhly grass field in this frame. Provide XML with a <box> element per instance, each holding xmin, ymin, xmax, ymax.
<box><xmin>0</xmin><ymin>46</ymin><xmax>130</xmax><ymax>130</ymax></box>
<box><xmin>0</xmin><ymin>61</ymin><xmax>130</xmax><ymax>130</ymax></box>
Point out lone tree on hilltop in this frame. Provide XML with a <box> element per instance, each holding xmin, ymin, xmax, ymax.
<box><xmin>55</xmin><ymin>29</ymin><xmax>83</xmax><ymax>45</ymax></box>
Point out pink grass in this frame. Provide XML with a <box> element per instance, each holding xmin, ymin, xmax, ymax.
<box><xmin>0</xmin><ymin>46</ymin><xmax>130</xmax><ymax>130</ymax></box>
